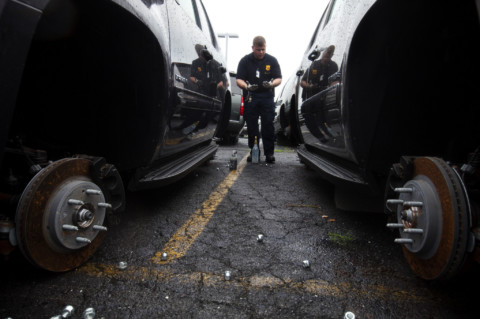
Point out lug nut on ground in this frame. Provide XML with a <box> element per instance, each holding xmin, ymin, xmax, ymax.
<box><xmin>82</xmin><ymin>308</ymin><xmax>96</xmax><ymax>319</ymax></box>
<box><xmin>302</xmin><ymin>260</ymin><xmax>310</xmax><ymax>268</ymax></box>
<box><xmin>224</xmin><ymin>270</ymin><xmax>231</xmax><ymax>281</ymax></box>
<box><xmin>61</xmin><ymin>305</ymin><xmax>74</xmax><ymax>318</ymax></box>
<box><xmin>118</xmin><ymin>261</ymin><xmax>128</xmax><ymax>270</ymax></box>
<box><xmin>161</xmin><ymin>252</ymin><xmax>168</xmax><ymax>261</ymax></box>
<box><xmin>257</xmin><ymin>234</ymin><xmax>264</xmax><ymax>242</ymax></box>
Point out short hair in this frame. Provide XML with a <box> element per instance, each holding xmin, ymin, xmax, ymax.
<box><xmin>195</xmin><ymin>44</ymin><xmax>204</xmax><ymax>55</ymax></box>
<box><xmin>253</xmin><ymin>36</ymin><xmax>266</xmax><ymax>47</ymax></box>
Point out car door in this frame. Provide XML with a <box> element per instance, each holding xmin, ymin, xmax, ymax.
<box><xmin>297</xmin><ymin>0</ymin><xmax>346</xmax><ymax>154</ymax></box>
<box><xmin>164</xmin><ymin>0</ymin><xmax>226</xmax><ymax>153</ymax></box>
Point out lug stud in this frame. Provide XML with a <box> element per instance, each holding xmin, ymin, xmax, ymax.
<box><xmin>76</xmin><ymin>237</ymin><xmax>92</xmax><ymax>244</ymax></box>
<box><xmin>403</xmin><ymin>228</ymin><xmax>424</xmax><ymax>234</ymax></box>
<box><xmin>93</xmin><ymin>225</ymin><xmax>108</xmax><ymax>231</ymax></box>
<box><xmin>403</xmin><ymin>201</ymin><xmax>423</xmax><ymax>207</ymax></box>
<box><xmin>386</xmin><ymin>223</ymin><xmax>404</xmax><ymax>228</ymax></box>
<box><xmin>394</xmin><ymin>187</ymin><xmax>413</xmax><ymax>193</ymax></box>
<box><xmin>86</xmin><ymin>189</ymin><xmax>102</xmax><ymax>195</ymax></box>
<box><xmin>386</xmin><ymin>199</ymin><xmax>404</xmax><ymax>205</ymax></box>
<box><xmin>394</xmin><ymin>238</ymin><xmax>414</xmax><ymax>244</ymax></box>
<box><xmin>97</xmin><ymin>202</ymin><xmax>112</xmax><ymax>209</ymax></box>
<box><xmin>68</xmin><ymin>199</ymin><xmax>84</xmax><ymax>205</ymax></box>
<box><xmin>62</xmin><ymin>225</ymin><xmax>79</xmax><ymax>231</ymax></box>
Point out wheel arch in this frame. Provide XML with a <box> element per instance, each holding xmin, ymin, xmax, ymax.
<box><xmin>345</xmin><ymin>0</ymin><xmax>480</xmax><ymax>181</ymax></box>
<box><xmin>10</xmin><ymin>0</ymin><xmax>170</xmax><ymax>171</ymax></box>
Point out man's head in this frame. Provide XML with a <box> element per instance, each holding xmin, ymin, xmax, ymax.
<box><xmin>321</xmin><ymin>45</ymin><xmax>335</xmax><ymax>61</ymax></box>
<box><xmin>252</xmin><ymin>36</ymin><xmax>266</xmax><ymax>60</ymax></box>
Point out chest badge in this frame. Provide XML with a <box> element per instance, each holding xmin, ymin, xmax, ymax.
<box><xmin>266</xmin><ymin>65</ymin><xmax>271</xmax><ymax>71</ymax></box>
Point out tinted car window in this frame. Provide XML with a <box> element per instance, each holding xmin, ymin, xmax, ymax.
<box><xmin>229</xmin><ymin>73</ymin><xmax>242</xmax><ymax>95</ymax></box>
<box><xmin>325</xmin><ymin>0</ymin><xmax>342</xmax><ymax>26</ymax></box>
<box><xmin>176</xmin><ymin>0</ymin><xmax>199</xmax><ymax>27</ymax></box>
<box><xmin>307</xmin><ymin>5</ymin><xmax>328</xmax><ymax>50</ymax></box>
<box><xmin>196</xmin><ymin>0</ymin><xmax>218</xmax><ymax>48</ymax></box>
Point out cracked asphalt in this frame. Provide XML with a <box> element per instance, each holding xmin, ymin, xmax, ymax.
<box><xmin>1</xmin><ymin>138</ymin><xmax>479</xmax><ymax>318</ymax></box>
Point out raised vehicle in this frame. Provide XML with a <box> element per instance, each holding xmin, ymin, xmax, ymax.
<box><xmin>0</xmin><ymin>0</ymin><xmax>231</xmax><ymax>271</ymax></box>
<box><xmin>291</xmin><ymin>0</ymin><xmax>480</xmax><ymax>280</ymax></box>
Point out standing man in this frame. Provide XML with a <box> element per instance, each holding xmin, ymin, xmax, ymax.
<box><xmin>236</xmin><ymin>36</ymin><xmax>282</xmax><ymax>163</ymax></box>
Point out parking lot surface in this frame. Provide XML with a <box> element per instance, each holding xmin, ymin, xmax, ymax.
<box><xmin>0</xmin><ymin>138</ymin><xmax>478</xmax><ymax>318</ymax></box>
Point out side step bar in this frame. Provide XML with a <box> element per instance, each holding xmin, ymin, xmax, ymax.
<box><xmin>129</xmin><ymin>143</ymin><xmax>218</xmax><ymax>190</ymax></box>
<box><xmin>297</xmin><ymin>144</ymin><xmax>366</xmax><ymax>186</ymax></box>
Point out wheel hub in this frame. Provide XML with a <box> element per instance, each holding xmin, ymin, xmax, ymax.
<box><xmin>16</xmin><ymin>158</ymin><xmax>111</xmax><ymax>272</ymax></box>
<box><xmin>45</xmin><ymin>179</ymin><xmax>107</xmax><ymax>252</ymax></box>
<box><xmin>386</xmin><ymin>157</ymin><xmax>471</xmax><ymax>280</ymax></box>
<box><xmin>396</xmin><ymin>178</ymin><xmax>443</xmax><ymax>259</ymax></box>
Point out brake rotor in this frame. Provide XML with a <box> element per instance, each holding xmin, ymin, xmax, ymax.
<box><xmin>15</xmin><ymin>158</ymin><xmax>108</xmax><ymax>272</ymax></box>
<box><xmin>394</xmin><ymin>157</ymin><xmax>470</xmax><ymax>280</ymax></box>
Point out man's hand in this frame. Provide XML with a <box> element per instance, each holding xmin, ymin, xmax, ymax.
<box><xmin>246</xmin><ymin>81</ymin><xmax>258</xmax><ymax>91</ymax></box>
<box><xmin>262</xmin><ymin>80</ymin><xmax>274</xmax><ymax>89</ymax></box>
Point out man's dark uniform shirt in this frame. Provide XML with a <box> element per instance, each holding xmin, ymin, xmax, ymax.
<box><xmin>236</xmin><ymin>52</ymin><xmax>282</xmax><ymax>159</ymax></box>
<box><xmin>237</xmin><ymin>52</ymin><xmax>282</xmax><ymax>97</ymax></box>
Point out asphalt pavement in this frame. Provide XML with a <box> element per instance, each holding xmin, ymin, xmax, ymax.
<box><xmin>0</xmin><ymin>138</ymin><xmax>479</xmax><ymax>318</ymax></box>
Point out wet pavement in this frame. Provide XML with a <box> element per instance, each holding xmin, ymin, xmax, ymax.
<box><xmin>0</xmin><ymin>138</ymin><xmax>479</xmax><ymax>318</ymax></box>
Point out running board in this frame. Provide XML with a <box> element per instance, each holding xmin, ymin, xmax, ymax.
<box><xmin>129</xmin><ymin>144</ymin><xmax>218</xmax><ymax>190</ymax></box>
<box><xmin>297</xmin><ymin>145</ymin><xmax>366</xmax><ymax>186</ymax></box>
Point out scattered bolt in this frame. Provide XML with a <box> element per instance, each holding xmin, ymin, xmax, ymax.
<box><xmin>224</xmin><ymin>270</ymin><xmax>231</xmax><ymax>281</ymax></box>
<box><xmin>344</xmin><ymin>311</ymin><xmax>355</xmax><ymax>319</ymax></box>
<box><xmin>82</xmin><ymin>308</ymin><xmax>96</xmax><ymax>319</ymax></box>
<box><xmin>257</xmin><ymin>234</ymin><xmax>264</xmax><ymax>242</ymax></box>
<box><xmin>118</xmin><ymin>261</ymin><xmax>128</xmax><ymax>270</ymax></box>
<box><xmin>322</xmin><ymin>215</ymin><xmax>328</xmax><ymax>222</ymax></box>
<box><xmin>302</xmin><ymin>260</ymin><xmax>310</xmax><ymax>268</ymax></box>
<box><xmin>61</xmin><ymin>305</ymin><xmax>74</xmax><ymax>318</ymax></box>
<box><xmin>216</xmin><ymin>168</ymin><xmax>219</xmax><ymax>171</ymax></box>
<box><xmin>161</xmin><ymin>252</ymin><xmax>168</xmax><ymax>261</ymax></box>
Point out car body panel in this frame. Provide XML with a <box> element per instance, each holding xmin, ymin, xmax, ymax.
<box><xmin>0</xmin><ymin>0</ymin><xmax>231</xmax><ymax>196</ymax></box>
<box><xmin>293</xmin><ymin>0</ymin><xmax>480</xmax><ymax>203</ymax></box>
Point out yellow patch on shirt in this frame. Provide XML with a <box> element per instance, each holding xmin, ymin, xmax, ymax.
<box><xmin>266</xmin><ymin>65</ymin><xmax>271</xmax><ymax>71</ymax></box>
<box><xmin>198</xmin><ymin>67</ymin><xmax>202</xmax><ymax>72</ymax></box>
<box><xmin>312</xmin><ymin>69</ymin><xmax>318</xmax><ymax>75</ymax></box>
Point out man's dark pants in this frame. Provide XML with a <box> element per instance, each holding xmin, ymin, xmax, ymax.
<box><xmin>244</xmin><ymin>94</ymin><xmax>275</xmax><ymax>156</ymax></box>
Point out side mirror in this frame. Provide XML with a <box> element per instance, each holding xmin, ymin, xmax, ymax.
<box><xmin>308</xmin><ymin>49</ymin><xmax>320</xmax><ymax>61</ymax></box>
<box><xmin>296</xmin><ymin>70</ymin><xmax>304</xmax><ymax>76</ymax></box>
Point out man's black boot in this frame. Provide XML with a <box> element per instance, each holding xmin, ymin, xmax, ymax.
<box><xmin>266</xmin><ymin>154</ymin><xmax>275</xmax><ymax>163</ymax></box>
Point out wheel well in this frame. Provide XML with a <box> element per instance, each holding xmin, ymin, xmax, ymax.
<box><xmin>11</xmin><ymin>0</ymin><xmax>167</xmax><ymax>171</ymax></box>
<box><xmin>346</xmin><ymin>0</ymin><xmax>480</xmax><ymax>177</ymax></box>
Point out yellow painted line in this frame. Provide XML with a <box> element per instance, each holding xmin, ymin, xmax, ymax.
<box><xmin>77</xmin><ymin>262</ymin><xmax>436</xmax><ymax>305</ymax></box>
<box><xmin>151</xmin><ymin>153</ymin><xmax>249</xmax><ymax>264</ymax></box>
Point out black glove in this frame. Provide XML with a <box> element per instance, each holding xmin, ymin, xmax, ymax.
<box><xmin>246</xmin><ymin>81</ymin><xmax>258</xmax><ymax>91</ymax></box>
<box><xmin>262</xmin><ymin>80</ymin><xmax>274</xmax><ymax>89</ymax></box>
